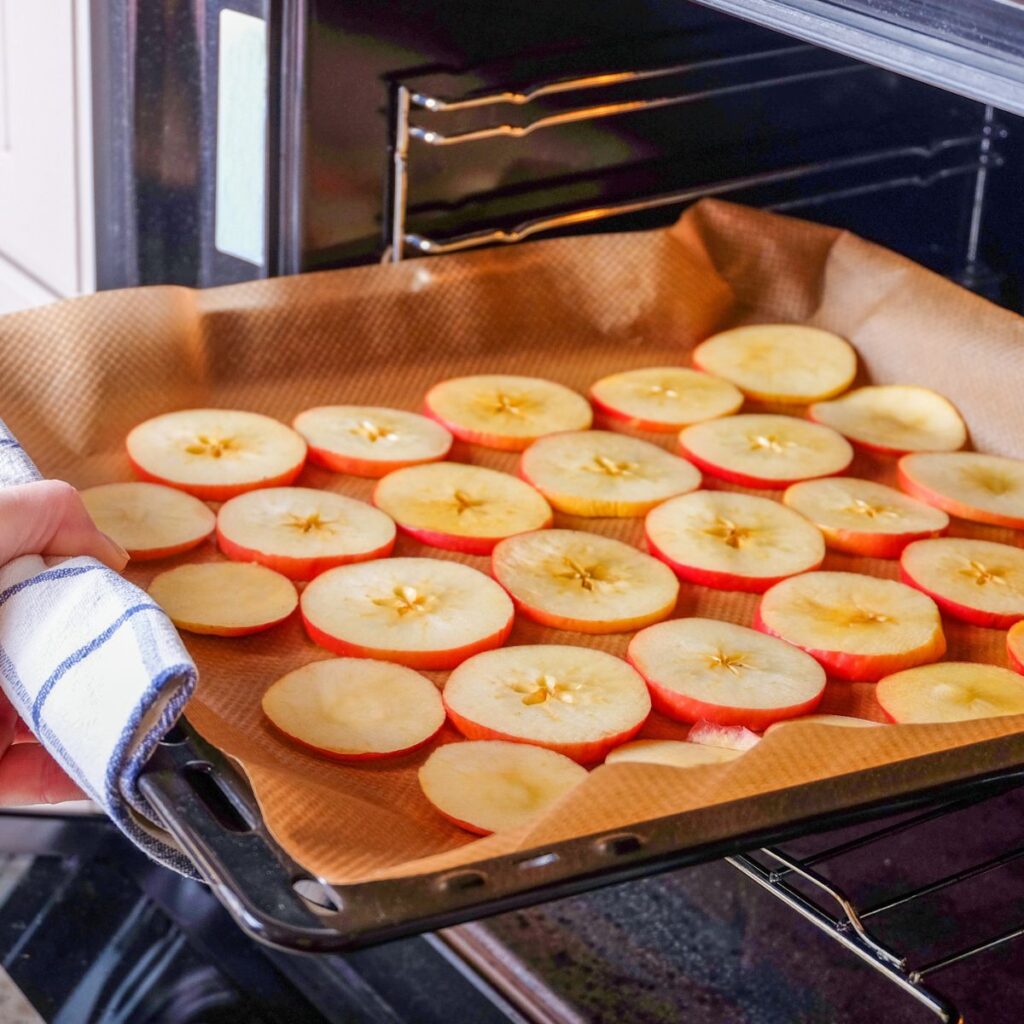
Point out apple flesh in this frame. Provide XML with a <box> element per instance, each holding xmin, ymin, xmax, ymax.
<box><xmin>755</xmin><ymin>571</ymin><xmax>945</xmax><ymax>681</ymax></box>
<box><xmin>300</xmin><ymin>556</ymin><xmax>514</xmax><ymax>670</ymax></box>
<box><xmin>418</xmin><ymin>740</ymin><xmax>588</xmax><ymax>835</ymax></box>
<box><xmin>373</xmin><ymin>461</ymin><xmax>552</xmax><ymax>555</ymax></box>
<box><xmin>604</xmin><ymin>739</ymin><xmax>743</xmax><ymax>768</ymax></box>
<box><xmin>80</xmin><ymin>481</ymin><xmax>215</xmax><ymax>561</ymax></box>
<box><xmin>292</xmin><ymin>405</ymin><xmax>452</xmax><ymax>477</ymax></box>
<box><xmin>764</xmin><ymin>714</ymin><xmax>885</xmax><ymax>735</ymax></box>
<box><xmin>877</xmin><ymin>662</ymin><xmax>1024</xmax><ymax>724</ymax></box>
<box><xmin>686</xmin><ymin>720</ymin><xmax>761</xmax><ymax>751</ymax></box>
<box><xmin>691</xmin><ymin>324</ymin><xmax>857</xmax><ymax>403</ymax></box>
<box><xmin>519</xmin><ymin>430</ymin><xmax>701</xmax><ymax>517</ymax></box>
<box><xmin>1007</xmin><ymin>621</ymin><xmax>1024</xmax><ymax>675</ymax></box>
<box><xmin>216</xmin><ymin>486</ymin><xmax>396</xmax><ymax>580</ymax></box>
<box><xmin>783</xmin><ymin>477</ymin><xmax>948</xmax><ymax>558</ymax></box>
<box><xmin>126</xmin><ymin>409</ymin><xmax>307</xmax><ymax>501</ymax></box>
<box><xmin>262</xmin><ymin>658</ymin><xmax>445</xmax><ymax>761</ymax></box>
<box><xmin>443</xmin><ymin>644</ymin><xmax>651</xmax><ymax>764</ymax></box>
<box><xmin>645</xmin><ymin>489</ymin><xmax>824</xmax><ymax>592</ymax></box>
<box><xmin>900</xmin><ymin>537</ymin><xmax>1024</xmax><ymax>629</ymax></box>
<box><xmin>148</xmin><ymin>562</ymin><xmax>298</xmax><ymax>636</ymax></box>
<box><xmin>424</xmin><ymin>374</ymin><xmax>592</xmax><ymax>451</ymax></box>
<box><xmin>491</xmin><ymin>529</ymin><xmax>678</xmax><ymax>634</ymax></box>
<box><xmin>678</xmin><ymin>414</ymin><xmax>853</xmax><ymax>489</ymax></box>
<box><xmin>627</xmin><ymin>617</ymin><xmax>826</xmax><ymax>730</ymax></box>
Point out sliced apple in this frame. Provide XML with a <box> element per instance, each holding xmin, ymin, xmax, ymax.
<box><xmin>679</xmin><ymin>414</ymin><xmax>853</xmax><ymax>489</ymax></box>
<box><xmin>148</xmin><ymin>562</ymin><xmax>298</xmax><ymax>636</ymax></box>
<box><xmin>292</xmin><ymin>405</ymin><xmax>453</xmax><ymax>477</ymax></box>
<box><xmin>877</xmin><ymin>662</ymin><xmax>1024</xmax><ymax>724</ymax></box>
<box><xmin>686</xmin><ymin>720</ymin><xmax>761</xmax><ymax>751</ymax></box>
<box><xmin>491</xmin><ymin>529</ymin><xmax>678</xmax><ymax>634</ymax></box>
<box><xmin>424</xmin><ymin>374</ymin><xmax>592</xmax><ymax>452</ymax></box>
<box><xmin>589</xmin><ymin>366</ymin><xmax>743</xmax><ymax>432</ymax></box>
<box><xmin>80</xmin><ymin>481</ymin><xmax>215</xmax><ymax>561</ymax></box>
<box><xmin>755</xmin><ymin>571</ymin><xmax>945</xmax><ymax>681</ymax></box>
<box><xmin>783</xmin><ymin>477</ymin><xmax>949</xmax><ymax>558</ymax></box>
<box><xmin>300</xmin><ymin>556</ymin><xmax>514</xmax><ymax>670</ymax></box>
<box><xmin>419</xmin><ymin>740</ymin><xmax>588</xmax><ymax>835</ymax></box>
<box><xmin>519</xmin><ymin>430</ymin><xmax>701</xmax><ymax>517</ymax></box>
<box><xmin>1007</xmin><ymin>621</ymin><xmax>1024</xmax><ymax>675</ymax></box>
<box><xmin>604</xmin><ymin>739</ymin><xmax>743</xmax><ymax>767</ymax></box>
<box><xmin>898</xmin><ymin>452</ymin><xmax>1024</xmax><ymax>529</ymax></box>
<box><xmin>764</xmin><ymin>714</ymin><xmax>885</xmax><ymax>735</ymax></box>
<box><xmin>645</xmin><ymin>490</ymin><xmax>824</xmax><ymax>592</ymax></box>
<box><xmin>900</xmin><ymin>537</ymin><xmax>1024</xmax><ymax>629</ymax></box>
<box><xmin>262</xmin><ymin>658</ymin><xmax>445</xmax><ymax>761</ymax></box>
<box><xmin>443</xmin><ymin>644</ymin><xmax>651</xmax><ymax>764</ymax></box>
<box><xmin>627</xmin><ymin>618</ymin><xmax>826</xmax><ymax>729</ymax></box>
<box><xmin>691</xmin><ymin>324</ymin><xmax>856</xmax><ymax>403</ymax></box>
<box><xmin>216</xmin><ymin>486</ymin><xmax>396</xmax><ymax>580</ymax></box>
<box><xmin>126</xmin><ymin>409</ymin><xmax>307</xmax><ymax>501</ymax></box>
<box><xmin>808</xmin><ymin>385</ymin><xmax>966</xmax><ymax>455</ymax></box>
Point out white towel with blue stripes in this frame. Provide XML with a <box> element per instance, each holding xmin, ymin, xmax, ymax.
<box><xmin>0</xmin><ymin>420</ymin><xmax>197</xmax><ymax>872</ymax></box>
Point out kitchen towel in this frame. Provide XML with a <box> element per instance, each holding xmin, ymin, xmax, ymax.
<box><xmin>0</xmin><ymin>418</ymin><xmax>196</xmax><ymax>872</ymax></box>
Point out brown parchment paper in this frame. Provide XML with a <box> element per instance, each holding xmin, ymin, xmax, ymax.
<box><xmin>2</xmin><ymin>199</ymin><xmax>1024</xmax><ymax>885</ymax></box>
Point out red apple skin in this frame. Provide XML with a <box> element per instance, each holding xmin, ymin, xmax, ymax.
<box><xmin>497</xmin><ymin>590</ymin><xmax>675</xmax><ymax>635</ymax></box>
<box><xmin>125</xmin><ymin>534</ymin><xmax>213</xmax><ymax>562</ymax></box>
<box><xmin>215</xmin><ymin>524</ymin><xmax>395</xmax><ymax>581</ymax></box>
<box><xmin>818</xmin><ymin>524</ymin><xmax>947</xmax><ymax>559</ymax></box>
<box><xmin>752</xmin><ymin>604</ymin><xmax>946</xmax><ymax>682</ymax></box>
<box><xmin>806</xmin><ymin>407</ymin><xmax>914</xmax><ymax>457</ymax></box>
<box><xmin>128</xmin><ymin>453</ymin><xmax>306</xmax><ymax>502</ymax></box>
<box><xmin>897</xmin><ymin>460</ymin><xmax>1024</xmax><ymax>529</ymax></box>
<box><xmin>432</xmin><ymin>807</ymin><xmax>494</xmax><ymax>836</ymax></box>
<box><xmin>677</xmin><ymin>440</ymin><xmax>850</xmax><ymax>490</ymax></box>
<box><xmin>1007</xmin><ymin>624</ymin><xmax>1024</xmax><ymax>675</ymax></box>
<box><xmin>897</xmin><ymin>564</ymin><xmax>1024</xmax><ymax>629</ymax></box>
<box><xmin>304</xmin><ymin>443</ymin><xmax>451</xmax><ymax>478</ymax></box>
<box><xmin>423</xmin><ymin>399</ymin><xmax>531</xmax><ymax>452</ymax></box>
<box><xmin>174</xmin><ymin>609</ymin><xmax>296</xmax><ymax>638</ymax></box>
<box><xmin>443</xmin><ymin>703</ymin><xmax>647</xmax><ymax>766</ymax></box>
<box><xmin>266</xmin><ymin>717</ymin><xmax>443</xmax><ymax>763</ymax></box>
<box><xmin>588</xmin><ymin>391</ymin><xmax>681</xmax><ymax>434</ymax></box>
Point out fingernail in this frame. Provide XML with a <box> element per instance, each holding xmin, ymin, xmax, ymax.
<box><xmin>103</xmin><ymin>533</ymin><xmax>131</xmax><ymax>568</ymax></box>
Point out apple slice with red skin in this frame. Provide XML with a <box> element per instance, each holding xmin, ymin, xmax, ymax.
<box><xmin>520</xmin><ymin>430</ymin><xmax>701</xmax><ymax>517</ymax></box>
<box><xmin>876</xmin><ymin>662</ymin><xmax>1024</xmax><ymax>724</ymax></box>
<box><xmin>126</xmin><ymin>409</ymin><xmax>307</xmax><ymax>501</ymax></box>
<box><xmin>808</xmin><ymin>385</ymin><xmax>966</xmax><ymax>456</ymax></box>
<box><xmin>678</xmin><ymin>414</ymin><xmax>853</xmax><ymax>489</ymax></box>
<box><xmin>686</xmin><ymin>720</ymin><xmax>761</xmax><ymax>751</ymax></box>
<box><xmin>898</xmin><ymin>452</ymin><xmax>1024</xmax><ymax>529</ymax></box>
<box><xmin>1007</xmin><ymin>622</ymin><xmax>1024</xmax><ymax>675</ymax></box>
<box><xmin>301</xmin><ymin>556</ymin><xmax>514</xmax><ymax>670</ymax></box>
<box><xmin>900</xmin><ymin>537</ymin><xmax>1024</xmax><ymax>629</ymax></box>
<box><xmin>691</xmin><ymin>324</ymin><xmax>856</xmax><ymax>403</ymax></box>
<box><xmin>443</xmin><ymin>644</ymin><xmax>651</xmax><ymax>764</ymax></box>
<box><xmin>373</xmin><ymin>461</ymin><xmax>552</xmax><ymax>555</ymax></box>
<box><xmin>292</xmin><ymin>405</ymin><xmax>452</xmax><ymax>477</ymax></box>
<box><xmin>755</xmin><ymin>571</ymin><xmax>945</xmax><ymax>681</ymax></box>
<box><xmin>148</xmin><ymin>562</ymin><xmax>298</xmax><ymax>636</ymax></box>
<box><xmin>491</xmin><ymin>529</ymin><xmax>678</xmax><ymax>634</ymax></box>
<box><xmin>604</xmin><ymin>739</ymin><xmax>743</xmax><ymax>768</ymax></box>
<box><xmin>419</xmin><ymin>740</ymin><xmax>588</xmax><ymax>835</ymax></box>
<box><xmin>645</xmin><ymin>490</ymin><xmax>824</xmax><ymax>592</ymax></box>
<box><xmin>81</xmin><ymin>481</ymin><xmax>215</xmax><ymax>561</ymax></box>
<box><xmin>764</xmin><ymin>714</ymin><xmax>885</xmax><ymax>735</ymax></box>
<box><xmin>424</xmin><ymin>374</ymin><xmax>592</xmax><ymax>452</ymax></box>
<box><xmin>589</xmin><ymin>367</ymin><xmax>743</xmax><ymax>433</ymax></box>
<box><xmin>783</xmin><ymin>477</ymin><xmax>948</xmax><ymax>558</ymax></box>
<box><xmin>217</xmin><ymin>486</ymin><xmax>396</xmax><ymax>580</ymax></box>
<box><xmin>627</xmin><ymin>617</ymin><xmax>826</xmax><ymax>730</ymax></box>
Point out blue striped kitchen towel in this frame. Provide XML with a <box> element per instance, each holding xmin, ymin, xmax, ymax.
<box><xmin>0</xmin><ymin>419</ymin><xmax>197</xmax><ymax>873</ymax></box>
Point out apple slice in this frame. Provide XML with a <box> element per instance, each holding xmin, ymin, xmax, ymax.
<box><xmin>292</xmin><ymin>405</ymin><xmax>453</xmax><ymax>477</ymax></box>
<box><xmin>808</xmin><ymin>385</ymin><xmax>966</xmax><ymax>455</ymax></box>
<box><xmin>520</xmin><ymin>430</ymin><xmax>701</xmax><ymax>517</ymax></box>
<box><xmin>900</xmin><ymin>537</ymin><xmax>1024</xmax><ymax>629</ymax></box>
<box><xmin>301</xmin><ymin>557</ymin><xmax>514</xmax><ymax>670</ymax></box>
<box><xmin>627</xmin><ymin>618</ymin><xmax>826</xmax><ymax>729</ymax></box>
<box><xmin>262</xmin><ymin>658</ymin><xmax>445</xmax><ymax>761</ymax></box>
<box><xmin>419</xmin><ymin>740</ymin><xmax>588</xmax><ymax>835</ymax></box>
<box><xmin>424</xmin><ymin>375</ymin><xmax>592</xmax><ymax>451</ymax></box>
<box><xmin>783</xmin><ymin>477</ymin><xmax>949</xmax><ymax>558</ymax></box>
<box><xmin>373</xmin><ymin>462</ymin><xmax>552</xmax><ymax>555</ymax></box>
<box><xmin>764</xmin><ymin>714</ymin><xmax>884</xmax><ymax>735</ymax></box>
<box><xmin>877</xmin><ymin>662</ymin><xmax>1024</xmax><ymax>724</ymax></box>
<box><xmin>645</xmin><ymin>490</ymin><xmax>824</xmax><ymax>592</ymax></box>
<box><xmin>148</xmin><ymin>562</ymin><xmax>298</xmax><ymax>636</ymax></box>
<box><xmin>126</xmin><ymin>409</ymin><xmax>307</xmax><ymax>501</ymax></box>
<box><xmin>679</xmin><ymin>414</ymin><xmax>853</xmax><ymax>489</ymax></box>
<box><xmin>443</xmin><ymin>645</ymin><xmax>651</xmax><ymax>764</ymax></box>
<box><xmin>755</xmin><ymin>571</ymin><xmax>945</xmax><ymax>681</ymax></box>
<box><xmin>491</xmin><ymin>529</ymin><xmax>679</xmax><ymax>634</ymax></box>
<box><xmin>691</xmin><ymin>324</ymin><xmax>857</xmax><ymax>403</ymax></box>
<box><xmin>589</xmin><ymin>367</ymin><xmax>743</xmax><ymax>432</ymax></box>
<box><xmin>1007</xmin><ymin>621</ymin><xmax>1024</xmax><ymax>675</ymax></box>
<box><xmin>80</xmin><ymin>482</ymin><xmax>215</xmax><ymax>561</ymax></box>
<box><xmin>216</xmin><ymin>486</ymin><xmax>396</xmax><ymax>580</ymax></box>
<box><xmin>686</xmin><ymin>721</ymin><xmax>761</xmax><ymax>751</ymax></box>
<box><xmin>604</xmin><ymin>740</ymin><xmax>743</xmax><ymax>767</ymax></box>
<box><xmin>898</xmin><ymin>452</ymin><xmax>1024</xmax><ymax>529</ymax></box>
